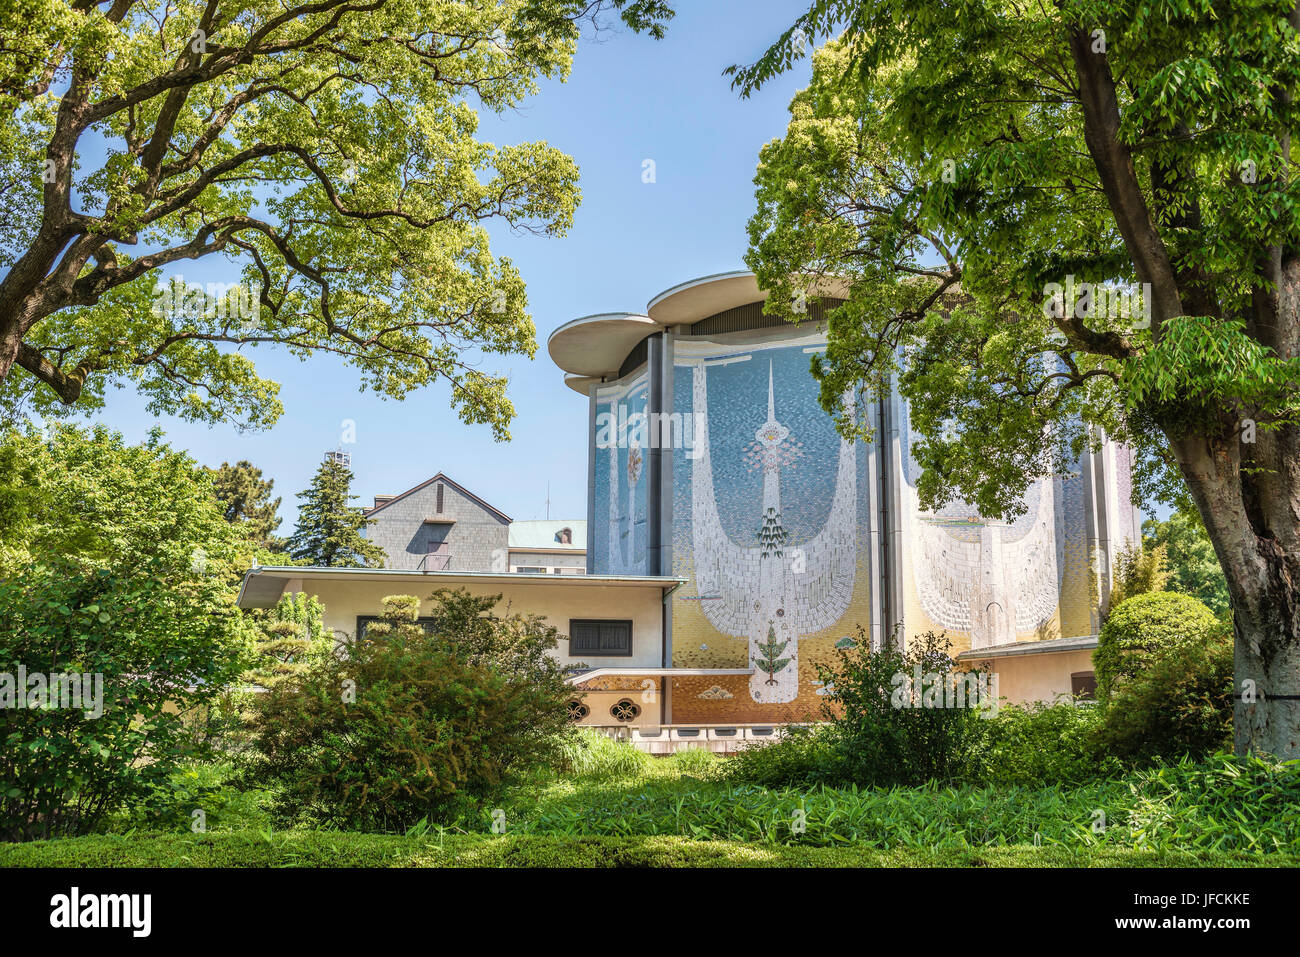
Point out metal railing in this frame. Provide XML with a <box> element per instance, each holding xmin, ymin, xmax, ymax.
<box><xmin>417</xmin><ymin>553</ymin><xmax>452</xmax><ymax>572</ymax></box>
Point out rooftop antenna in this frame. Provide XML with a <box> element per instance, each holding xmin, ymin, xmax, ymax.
<box><xmin>545</xmin><ymin>481</ymin><xmax>551</xmax><ymax>520</ymax></box>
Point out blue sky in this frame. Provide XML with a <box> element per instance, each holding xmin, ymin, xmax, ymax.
<box><xmin>85</xmin><ymin>1</ymin><xmax>815</xmax><ymax>530</ymax></box>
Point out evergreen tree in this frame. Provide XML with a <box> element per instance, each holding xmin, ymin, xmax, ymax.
<box><xmin>754</xmin><ymin>622</ymin><xmax>792</xmax><ymax>686</ymax></box>
<box><xmin>1143</xmin><ymin>511</ymin><xmax>1232</xmax><ymax>620</ymax></box>
<box><xmin>246</xmin><ymin>593</ymin><xmax>332</xmax><ymax>690</ymax></box>
<box><xmin>287</xmin><ymin>459</ymin><xmax>387</xmax><ymax>567</ymax></box>
<box><xmin>210</xmin><ymin>460</ymin><xmax>285</xmax><ymax>552</ymax></box>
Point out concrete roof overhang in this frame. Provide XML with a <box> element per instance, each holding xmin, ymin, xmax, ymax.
<box><xmin>547</xmin><ymin>273</ymin><xmax>854</xmax><ymax>383</ymax></box>
<box><xmin>546</xmin><ymin>312</ymin><xmax>658</xmax><ymax>379</ymax></box>
<box><xmin>237</xmin><ymin>565</ymin><xmax>686</xmax><ymax>609</ymax></box>
<box><xmin>956</xmin><ymin>635</ymin><xmax>1100</xmax><ymax>661</ymax></box>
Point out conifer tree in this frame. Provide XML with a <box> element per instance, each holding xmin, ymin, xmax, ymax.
<box><xmin>247</xmin><ymin>593</ymin><xmax>332</xmax><ymax>689</ymax></box>
<box><xmin>287</xmin><ymin>458</ymin><xmax>387</xmax><ymax>567</ymax></box>
<box><xmin>210</xmin><ymin>460</ymin><xmax>284</xmax><ymax>552</ymax></box>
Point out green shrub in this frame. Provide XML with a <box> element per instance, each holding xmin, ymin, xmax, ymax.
<box><xmin>0</xmin><ymin>425</ymin><xmax>252</xmax><ymax>842</ymax></box>
<box><xmin>1094</xmin><ymin>592</ymin><xmax>1218</xmax><ymax>701</ymax></box>
<box><xmin>557</xmin><ymin>728</ymin><xmax>651</xmax><ymax>779</ymax></box>
<box><xmin>666</xmin><ymin>746</ymin><xmax>718</xmax><ymax>775</ymax></box>
<box><xmin>722</xmin><ymin>725</ymin><xmax>842</xmax><ymax>787</ymax></box>
<box><xmin>969</xmin><ymin>702</ymin><xmax>1120</xmax><ymax>787</ymax></box>
<box><xmin>1100</xmin><ymin>628</ymin><xmax>1233</xmax><ymax>763</ymax></box>
<box><xmin>243</xmin><ymin>590</ymin><xmax>573</xmax><ymax>831</ymax></box>
<box><xmin>818</xmin><ymin>629</ymin><xmax>989</xmax><ymax>787</ymax></box>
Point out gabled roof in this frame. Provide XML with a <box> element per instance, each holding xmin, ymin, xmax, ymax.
<box><xmin>363</xmin><ymin>471</ymin><xmax>512</xmax><ymax>524</ymax></box>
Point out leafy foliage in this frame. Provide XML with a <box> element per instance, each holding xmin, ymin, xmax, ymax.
<box><xmin>243</xmin><ymin>589</ymin><xmax>573</xmax><ymax>831</ymax></box>
<box><xmin>0</xmin><ymin>424</ymin><xmax>251</xmax><ymax>841</ymax></box>
<box><xmin>0</xmin><ymin>1</ymin><xmax>671</xmax><ymax>435</ymax></box>
<box><xmin>1094</xmin><ymin>592</ymin><xmax>1219</xmax><ymax>701</ymax></box>
<box><xmin>815</xmin><ymin>629</ymin><xmax>988</xmax><ymax>787</ymax></box>
<box><xmin>968</xmin><ymin>702</ymin><xmax>1120</xmax><ymax>788</ymax></box>
<box><xmin>210</xmin><ymin>460</ymin><xmax>284</xmax><ymax>553</ymax></box>
<box><xmin>1101</xmin><ymin>626</ymin><xmax>1234</xmax><ymax>763</ymax></box>
<box><xmin>1108</xmin><ymin>541</ymin><xmax>1171</xmax><ymax>610</ymax></box>
<box><xmin>1143</xmin><ymin>509</ymin><xmax>1231</xmax><ymax>618</ymax></box>
<box><xmin>246</xmin><ymin>592</ymin><xmax>331</xmax><ymax>690</ymax></box>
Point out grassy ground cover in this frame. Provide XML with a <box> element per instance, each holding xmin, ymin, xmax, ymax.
<box><xmin>1</xmin><ymin>831</ymin><xmax>1290</xmax><ymax>868</ymax></box>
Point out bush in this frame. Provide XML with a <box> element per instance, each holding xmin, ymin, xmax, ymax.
<box><xmin>243</xmin><ymin>590</ymin><xmax>574</xmax><ymax>831</ymax></box>
<box><xmin>666</xmin><ymin>746</ymin><xmax>718</xmax><ymax>776</ymax></box>
<box><xmin>818</xmin><ymin>629</ymin><xmax>989</xmax><ymax>787</ymax></box>
<box><xmin>0</xmin><ymin>425</ymin><xmax>252</xmax><ymax>842</ymax></box>
<box><xmin>1100</xmin><ymin>628</ymin><xmax>1233</xmax><ymax>763</ymax></box>
<box><xmin>1094</xmin><ymin>592</ymin><xmax>1218</xmax><ymax>701</ymax></box>
<box><xmin>557</xmin><ymin>728</ymin><xmax>651</xmax><ymax>780</ymax></box>
<box><xmin>969</xmin><ymin>702</ymin><xmax>1120</xmax><ymax>787</ymax></box>
<box><xmin>722</xmin><ymin>725</ymin><xmax>842</xmax><ymax>787</ymax></box>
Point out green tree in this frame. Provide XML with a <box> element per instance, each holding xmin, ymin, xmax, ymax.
<box><xmin>1144</xmin><ymin>510</ymin><xmax>1231</xmax><ymax>618</ymax></box>
<box><xmin>1108</xmin><ymin>541</ymin><xmax>1171</xmax><ymax>610</ymax></box>
<box><xmin>0</xmin><ymin>424</ymin><xmax>252</xmax><ymax>840</ymax></box>
<box><xmin>734</xmin><ymin>5</ymin><xmax>1300</xmax><ymax>757</ymax></box>
<box><xmin>246</xmin><ymin>592</ymin><xmax>330</xmax><ymax>690</ymax></box>
<box><xmin>287</xmin><ymin>457</ymin><xmax>386</xmax><ymax>567</ymax></box>
<box><xmin>0</xmin><ymin>0</ymin><xmax>671</xmax><ymax>437</ymax></box>
<box><xmin>210</xmin><ymin>460</ymin><xmax>284</xmax><ymax>552</ymax></box>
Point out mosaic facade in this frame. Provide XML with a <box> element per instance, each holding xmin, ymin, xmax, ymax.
<box><xmin>582</xmin><ymin>308</ymin><xmax>1137</xmax><ymax>724</ymax></box>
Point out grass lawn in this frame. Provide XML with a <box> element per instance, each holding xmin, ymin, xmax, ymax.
<box><xmin>4</xmin><ymin>747</ymin><xmax>1298</xmax><ymax>867</ymax></box>
<box><xmin>1</xmin><ymin>831</ymin><xmax>1292</xmax><ymax>868</ymax></box>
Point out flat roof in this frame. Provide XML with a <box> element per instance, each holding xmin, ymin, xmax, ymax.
<box><xmin>237</xmin><ymin>565</ymin><xmax>685</xmax><ymax>608</ymax></box>
<box><xmin>956</xmin><ymin>635</ymin><xmax>1099</xmax><ymax>660</ymax></box>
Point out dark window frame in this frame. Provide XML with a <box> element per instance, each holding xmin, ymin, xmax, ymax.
<box><xmin>569</xmin><ymin>618</ymin><xmax>633</xmax><ymax>657</ymax></box>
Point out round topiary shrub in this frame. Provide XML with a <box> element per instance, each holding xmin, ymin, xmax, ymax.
<box><xmin>1094</xmin><ymin>592</ymin><xmax>1218</xmax><ymax>701</ymax></box>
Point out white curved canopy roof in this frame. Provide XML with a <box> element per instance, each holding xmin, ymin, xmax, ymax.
<box><xmin>547</xmin><ymin>273</ymin><xmax>850</xmax><ymax>382</ymax></box>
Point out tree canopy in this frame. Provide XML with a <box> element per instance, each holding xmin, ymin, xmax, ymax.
<box><xmin>736</xmin><ymin>1</ymin><xmax>1300</xmax><ymax>756</ymax></box>
<box><xmin>210</xmin><ymin>459</ymin><xmax>283</xmax><ymax>552</ymax></box>
<box><xmin>0</xmin><ymin>0</ymin><xmax>671</xmax><ymax>436</ymax></box>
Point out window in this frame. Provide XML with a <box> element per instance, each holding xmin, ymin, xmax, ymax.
<box><xmin>514</xmin><ymin>565</ymin><xmax>546</xmax><ymax>574</ymax></box>
<box><xmin>610</xmin><ymin>698</ymin><xmax>640</xmax><ymax>722</ymax></box>
<box><xmin>1071</xmin><ymin>671</ymin><xmax>1097</xmax><ymax>700</ymax></box>
<box><xmin>436</xmin><ymin>482</ymin><xmax>444</xmax><ymax>513</ymax></box>
<box><xmin>567</xmin><ymin>700</ymin><xmax>589</xmax><ymax>722</ymax></box>
<box><xmin>569</xmin><ymin>619</ymin><xmax>633</xmax><ymax>657</ymax></box>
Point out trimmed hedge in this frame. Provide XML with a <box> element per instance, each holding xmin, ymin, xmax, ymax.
<box><xmin>0</xmin><ymin>831</ymin><xmax>1288</xmax><ymax>868</ymax></box>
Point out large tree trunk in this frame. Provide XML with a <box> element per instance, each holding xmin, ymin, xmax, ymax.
<box><xmin>1170</xmin><ymin>415</ymin><xmax>1300</xmax><ymax>760</ymax></box>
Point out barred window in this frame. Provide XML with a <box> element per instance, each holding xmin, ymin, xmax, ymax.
<box><xmin>569</xmin><ymin>619</ymin><xmax>633</xmax><ymax>657</ymax></box>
